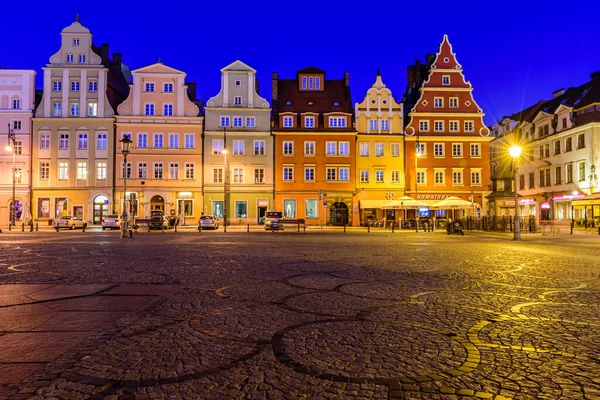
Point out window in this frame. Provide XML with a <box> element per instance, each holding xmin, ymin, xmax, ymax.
<box><xmin>381</xmin><ymin>120</ymin><xmax>389</xmax><ymax>130</ymax></box>
<box><xmin>442</xmin><ymin>75</ymin><xmax>450</xmax><ymax>85</ymax></box>
<box><xmin>326</xmin><ymin>141</ymin><xmax>337</xmax><ymax>155</ymax></box>
<box><xmin>122</xmin><ymin>162</ymin><xmax>132</xmax><ymax>179</ymax></box>
<box><xmin>449</xmin><ymin>97</ymin><xmax>458</xmax><ymax>108</ymax></box>
<box><xmin>434</xmin><ymin>143</ymin><xmax>444</xmax><ymax>157</ymax></box>
<box><xmin>315</xmin><ymin>77</ymin><xmax>321</xmax><ymax>89</ymax></box>
<box><xmin>416</xmin><ymin>143</ymin><xmax>426</xmax><ymax>156</ymax></box>
<box><xmin>434</xmin><ymin>171</ymin><xmax>445</xmax><ymax>184</ymax></box>
<box><xmin>529</xmin><ymin>172</ymin><xmax>535</xmax><ymax>189</ymax></box>
<box><xmin>360</xmin><ymin>170</ymin><xmax>369</xmax><ymax>183</ymax></box>
<box><xmin>78</xmin><ymin>54</ymin><xmax>85</xmax><ymax>63</ymax></box>
<box><xmin>154</xmin><ymin>163</ymin><xmax>163</xmax><ymax>179</ymax></box>
<box><xmin>434</xmin><ymin>97</ymin><xmax>443</xmax><ymax>108</ymax></box>
<box><xmin>40</xmin><ymin>162</ymin><xmax>50</xmax><ymax>180</ymax></box>
<box><xmin>565</xmin><ymin>137</ymin><xmax>572</xmax><ymax>152</ymax></box>
<box><xmin>145</xmin><ymin>104</ymin><xmax>155</xmax><ymax>116</ymax></box>
<box><xmin>14</xmin><ymin>168</ymin><xmax>22</xmax><ymax>184</ymax></box>
<box><xmin>577</xmin><ymin>134</ymin><xmax>585</xmax><ymax>149</ymax></box>
<box><xmin>284</xmin><ymin>199</ymin><xmax>296</xmax><ymax>218</ymax></box>
<box><xmin>14</xmin><ymin>141</ymin><xmax>22</xmax><ymax>155</ymax></box>
<box><xmin>59</xmin><ymin>133</ymin><xmax>69</xmax><ymax>150</ymax></box>
<box><xmin>305</xmin><ymin>199</ymin><xmax>318</xmax><ymax>219</ymax></box>
<box><xmin>359</xmin><ymin>142</ymin><xmax>369</xmax><ymax>156</ymax></box>
<box><xmin>234</xmin><ymin>96</ymin><xmax>242</xmax><ymax>105</ymax></box>
<box><xmin>305</xmin><ymin>167</ymin><xmax>315</xmax><ymax>181</ymax></box>
<box><xmin>163</xmin><ymin>83</ymin><xmax>173</xmax><ymax>93</ymax></box>
<box><xmin>169</xmin><ymin>163</ymin><xmax>179</xmax><ymax>180</ymax></box>
<box><xmin>471</xmin><ymin>171</ymin><xmax>481</xmax><ymax>185</ymax></box>
<box><xmin>75</xmin><ymin>162</ymin><xmax>86</xmax><ymax>180</ymax></box>
<box><xmin>164</xmin><ymin>104</ymin><xmax>173</xmax><ymax>116</ymax></box>
<box><xmin>235</xmin><ymin>201</ymin><xmax>247</xmax><ymax>218</ymax></box>
<box><xmin>538</xmin><ymin>125</ymin><xmax>549</xmax><ymax>137</ymax></box>
<box><xmin>96</xmin><ymin>162</ymin><xmax>106</xmax><ymax>180</ymax></box>
<box><xmin>329</xmin><ymin>117</ymin><xmax>346</xmax><ymax>128</ymax></box>
<box><xmin>544</xmin><ymin>143</ymin><xmax>550</xmax><ymax>158</ymax></box>
<box><xmin>375</xmin><ymin>143</ymin><xmax>384</xmax><ymax>157</ymax></box>
<box><xmin>555</xmin><ymin>166</ymin><xmax>562</xmax><ymax>185</ymax></box>
<box><xmin>452</xmin><ymin>143</ymin><xmax>462</xmax><ymax>157</ymax></box>
<box><xmin>235</xmin><ymin>80</ymin><xmax>241</xmax><ymax>86</ymax></box>
<box><xmin>73</xmin><ymin>38</ymin><xmax>79</xmax><ymax>46</ymax></box>
<box><xmin>419</xmin><ymin>121</ymin><xmax>429</xmax><ymax>132</ymax></box>
<box><xmin>53</xmin><ymin>102</ymin><xmax>61</xmax><ymax>116</ymax></box>
<box><xmin>254</xmin><ymin>168</ymin><xmax>264</xmax><ymax>183</ymax></box>
<box><xmin>434</xmin><ymin>121</ymin><xmax>444</xmax><ymax>132</ymax></box>
<box><xmin>53</xmin><ymin>81</ymin><xmax>62</xmax><ymax>91</ymax></box>
<box><xmin>283</xmin><ymin>167</ymin><xmax>294</xmax><ymax>181</ymax></box>
<box><xmin>283</xmin><ymin>141</ymin><xmax>294</xmax><ymax>155</ymax></box>
<box><xmin>88</xmin><ymin>81</ymin><xmax>97</xmax><ymax>92</ymax></box>
<box><xmin>184</xmin><ymin>133</ymin><xmax>194</xmax><ymax>149</ymax></box>
<box><xmin>566</xmin><ymin>164</ymin><xmax>573</xmax><ymax>183</ymax></box>
<box><xmin>154</xmin><ymin>133</ymin><xmax>164</xmax><ymax>148</ymax></box>
<box><xmin>58</xmin><ymin>162</ymin><xmax>68</xmax><ymax>180</ymax></box>
<box><xmin>308</xmin><ymin>77</ymin><xmax>314</xmax><ymax>89</ymax></box>
<box><xmin>464</xmin><ymin>121</ymin><xmax>474</xmax><ymax>132</ymax></box>
<box><xmin>470</xmin><ymin>143</ymin><xmax>481</xmax><ymax>157</ymax></box>
<box><xmin>138</xmin><ymin>162</ymin><xmax>147</xmax><ymax>179</ymax></box>
<box><xmin>326</xmin><ymin>167</ymin><xmax>337</xmax><ymax>181</ymax></box>
<box><xmin>13</xmin><ymin>120</ymin><xmax>22</xmax><ymax>130</ymax></box>
<box><xmin>554</xmin><ymin>140</ymin><xmax>561</xmax><ymax>155</ymax></box>
<box><xmin>417</xmin><ymin>171</ymin><xmax>426</xmax><ymax>184</ymax></box>
<box><xmin>213</xmin><ymin>168</ymin><xmax>223</xmax><ymax>183</ymax></box>
<box><xmin>339</xmin><ymin>168</ymin><xmax>349</xmax><ymax>181</ymax></box>
<box><xmin>71</xmin><ymin>81</ymin><xmax>80</xmax><ymax>91</ymax></box>
<box><xmin>452</xmin><ymin>170</ymin><xmax>463</xmax><ymax>185</ymax></box>
<box><xmin>185</xmin><ymin>163</ymin><xmax>194</xmax><ymax>179</ymax></box>
<box><xmin>40</xmin><ymin>133</ymin><xmax>50</xmax><ymax>149</ymax></box>
<box><xmin>579</xmin><ymin>162</ymin><xmax>585</xmax><ymax>182</ymax></box>
<box><xmin>283</xmin><ymin>116</ymin><xmax>293</xmax><ymax>127</ymax></box>
<box><xmin>246</xmin><ymin>117</ymin><xmax>256</xmax><ymax>127</ymax></box>
<box><xmin>233</xmin><ymin>140</ymin><xmax>244</xmax><ymax>155</ymax></box>
<box><xmin>169</xmin><ymin>133</ymin><xmax>179</xmax><ymax>149</ymax></box>
<box><xmin>213</xmin><ymin>139</ymin><xmax>224</xmax><ymax>154</ymax></box>
<box><xmin>233</xmin><ymin>117</ymin><xmax>243</xmax><ymax>127</ymax></box>
<box><xmin>370</xmin><ymin>120</ymin><xmax>378</xmax><ymax>130</ymax></box>
<box><xmin>70</xmin><ymin>103</ymin><xmax>79</xmax><ymax>116</ymax></box>
<box><xmin>253</xmin><ymin>140</ymin><xmax>265</xmax><ymax>155</ymax></box>
<box><xmin>88</xmin><ymin>102</ymin><xmax>97</xmax><ymax>116</ymax></box>
<box><xmin>375</xmin><ymin>170</ymin><xmax>384</xmax><ymax>183</ymax></box>
<box><xmin>539</xmin><ymin>170</ymin><xmax>546</xmax><ymax>187</ymax></box>
<box><xmin>305</xmin><ymin>116</ymin><xmax>315</xmax><ymax>128</ymax></box>
<box><xmin>302</xmin><ymin>76</ymin><xmax>307</xmax><ymax>89</ymax></box>
<box><xmin>391</xmin><ymin>170</ymin><xmax>400</xmax><ymax>183</ymax></box>
<box><xmin>145</xmin><ymin>83</ymin><xmax>155</xmax><ymax>92</ymax></box>
<box><xmin>66</xmin><ymin>54</ymin><xmax>73</xmax><ymax>63</ymax></box>
<box><xmin>546</xmin><ymin>168</ymin><xmax>551</xmax><ymax>186</ymax></box>
<box><xmin>304</xmin><ymin>141</ymin><xmax>315</xmax><ymax>155</ymax></box>
<box><xmin>77</xmin><ymin>133</ymin><xmax>88</xmax><ymax>150</ymax></box>
<box><xmin>12</xmin><ymin>99</ymin><xmax>21</xmax><ymax>109</ymax></box>
<box><xmin>450</xmin><ymin>121</ymin><xmax>458</xmax><ymax>132</ymax></box>
<box><xmin>519</xmin><ymin>174</ymin><xmax>525</xmax><ymax>190</ymax></box>
<box><xmin>391</xmin><ymin>143</ymin><xmax>400</xmax><ymax>157</ymax></box>
<box><xmin>137</xmin><ymin>133</ymin><xmax>148</xmax><ymax>148</ymax></box>
<box><xmin>220</xmin><ymin>116</ymin><xmax>230</xmax><ymax>127</ymax></box>
<box><xmin>97</xmin><ymin>133</ymin><xmax>107</xmax><ymax>150</ymax></box>
<box><xmin>539</xmin><ymin>145</ymin><xmax>544</xmax><ymax>159</ymax></box>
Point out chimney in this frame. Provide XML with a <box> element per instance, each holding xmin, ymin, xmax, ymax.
<box><xmin>591</xmin><ymin>71</ymin><xmax>600</xmax><ymax>80</ymax></box>
<box><xmin>407</xmin><ymin>63</ymin><xmax>417</xmax><ymax>89</ymax></box>
<box><xmin>552</xmin><ymin>88</ymin><xmax>565</xmax><ymax>98</ymax></box>
<box><xmin>100</xmin><ymin>43</ymin><xmax>109</xmax><ymax>62</ymax></box>
<box><xmin>255</xmin><ymin>77</ymin><xmax>260</xmax><ymax>95</ymax></box>
<box><xmin>186</xmin><ymin>82</ymin><xmax>197</xmax><ymax>101</ymax></box>
<box><xmin>272</xmin><ymin>72</ymin><xmax>278</xmax><ymax>102</ymax></box>
<box><xmin>344</xmin><ymin>71</ymin><xmax>350</xmax><ymax>86</ymax></box>
<box><xmin>426</xmin><ymin>53</ymin><xmax>435</xmax><ymax>66</ymax></box>
<box><xmin>113</xmin><ymin>52</ymin><xmax>122</xmax><ymax>66</ymax></box>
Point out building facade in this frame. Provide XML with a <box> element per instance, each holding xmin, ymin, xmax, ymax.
<box><xmin>354</xmin><ymin>72</ymin><xmax>405</xmax><ymax>226</ymax></box>
<box><xmin>116</xmin><ymin>62</ymin><xmax>203</xmax><ymax>224</ymax></box>
<box><xmin>1</xmin><ymin>70</ymin><xmax>36</xmax><ymax>226</ymax></box>
<box><xmin>31</xmin><ymin>16</ymin><xmax>129</xmax><ymax>225</ymax></box>
<box><xmin>203</xmin><ymin>60</ymin><xmax>272</xmax><ymax>225</ymax></box>
<box><xmin>404</xmin><ymin>35</ymin><xmax>492</xmax><ymax>219</ymax></box>
<box><xmin>272</xmin><ymin>67</ymin><xmax>356</xmax><ymax>226</ymax></box>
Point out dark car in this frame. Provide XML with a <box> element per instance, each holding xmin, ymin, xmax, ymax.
<box><xmin>149</xmin><ymin>210</ymin><xmax>169</xmax><ymax>230</ymax></box>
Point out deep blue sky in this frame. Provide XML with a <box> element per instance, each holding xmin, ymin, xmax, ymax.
<box><xmin>3</xmin><ymin>1</ymin><xmax>599</xmax><ymax>126</ymax></box>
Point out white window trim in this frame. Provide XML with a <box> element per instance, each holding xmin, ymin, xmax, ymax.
<box><xmin>419</xmin><ymin>120</ymin><xmax>430</xmax><ymax>132</ymax></box>
<box><xmin>434</xmin><ymin>143</ymin><xmax>445</xmax><ymax>157</ymax></box>
<box><xmin>434</xmin><ymin>97</ymin><xmax>444</xmax><ymax>108</ymax></box>
<box><xmin>452</xmin><ymin>143</ymin><xmax>463</xmax><ymax>158</ymax></box>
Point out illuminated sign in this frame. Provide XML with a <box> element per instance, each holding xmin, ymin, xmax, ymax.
<box><xmin>518</xmin><ymin>198</ymin><xmax>535</xmax><ymax>204</ymax></box>
<box><xmin>553</xmin><ymin>193</ymin><xmax>585</xmax><ymax>201</ymax></box>
<box><xmin>540</xmin><ymin>201</ymin><xmax>551</xmax><ymax>210</ymax></box>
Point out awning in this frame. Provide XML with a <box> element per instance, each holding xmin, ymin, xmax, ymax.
<box><xmin>572</xmin><ymin>193</ymin><xmax>600</xmax><ymax>206</ymax></box>
<box><xmin>359</xmin><ymin>200</ymin><xmax>392</xmax><ymax>209</ymax></box>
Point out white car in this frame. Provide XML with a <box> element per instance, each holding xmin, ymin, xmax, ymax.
<box><xmin>198</xmin><ymin>215</ymin><xmax>219</xmax><ymax>230</ymax></box>
<box><xmin>53</xmin><ymin>216</ymin><xmax>88</xmax><ymax>230</ymax></box>
<box><xmin>102</xmin><ymin>214</ymin><xmax>122</xmax><ymax>230</ymax></box>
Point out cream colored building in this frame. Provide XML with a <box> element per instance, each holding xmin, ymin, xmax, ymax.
<box><xmin>32</xmin><ymin>16</ymin><xmax>130</xmax><ymax>225</ymax></box>
<box><xmin>116</xmin><ymin>62</ymin><xmax>203</xmax><ymax>223</ymax></box>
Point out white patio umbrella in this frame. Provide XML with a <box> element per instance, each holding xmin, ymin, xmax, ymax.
<box><xmin>382</xmin><ymin>196</ymin><xmax>429</xmax><ymax>209</ymax></box>
<box><xmin>431</xmin><ymin>196</ymin><xmax>473</xmax><ymax>220</ymax></box>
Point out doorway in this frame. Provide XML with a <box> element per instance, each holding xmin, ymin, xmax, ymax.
<box><xmin>93</xmin><ymin>195</ymin><xmax>109</xmax><ymax>225</ymax></box>
<box><xmin>151</xmin><ymin>195</ymin><xmax>165</xmax><ymax>212</ymax></box>
<box><xmin>329</xmin><ymin>202</ymin><xmax>349</xmax><ymax>226</ymax></box>
<box><xmin>258</xmin><ymin>206</ymin><xmax>267</xmax><ymax>225</ymax></box>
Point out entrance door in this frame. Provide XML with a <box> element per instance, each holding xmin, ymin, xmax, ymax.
<box><xmin>151</xmin><ymin>195</ymin><xmax>165</xmax><ymax>212</ymax></box>
<box><xmin>329</xmin><ymin>202</ymin><xmax>349</xmax><ymax>226</ymax></box>
<box><xmin>258</xmin><ymin>206</ymin><xmax>267</xmax><ymax>225</ymax></box>
<box><xmin>93</xmin><ymin>195</ymin><xmax>109</xmax><ymax>225</ymax></box>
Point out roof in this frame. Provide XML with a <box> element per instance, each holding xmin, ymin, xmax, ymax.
<box><xmin>504</xmin><ymin>100</ymin><xmax>547</xmax><ymax>124</ymax></box>
<box><xmin>297</xmin><ymin>67</ymin><xmax>326</xmax><ymax>74</ymax></box>
<box><xmin>61</xmin><ymin>16</ymin><xmax>91</xmax><ymax>34</ymax></box>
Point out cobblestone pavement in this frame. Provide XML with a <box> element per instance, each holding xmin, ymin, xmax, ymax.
<box><xmin>0</xmin><ymin>230</ymin><xmax>599</xmax><ymax>399</ymax></box>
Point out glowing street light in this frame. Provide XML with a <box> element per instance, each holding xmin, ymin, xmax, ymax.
<box><xmin>509</xmin><ymin>145</ymin><xmax>522</xmax><ymax>240</ymax></box>
<box><xmin>6</xmin><ymin>124</ymin><xmax>16</xmax><ymax>226</ymax></box>
<box><xmin>120</xmin><ymin>136</ymin><xmax>132</xmax><ymax>239</ymax></box>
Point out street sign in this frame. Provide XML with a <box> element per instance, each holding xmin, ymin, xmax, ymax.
<box><xmin>323</xmin><ymin>201</ymin><xmax>327</xmax><ymax>206</ymax></box>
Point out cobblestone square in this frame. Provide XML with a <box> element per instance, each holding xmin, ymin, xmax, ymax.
<box><xmin>1</xmin><ymin>230</ymin><xmax>599</xmax><ymax>399</ymax></box>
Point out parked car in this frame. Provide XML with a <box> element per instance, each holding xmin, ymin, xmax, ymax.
<box><xmin>264</xmin><ymin>210</ymin><xmax>283</xmax><ymax>230</ymax></box>
<box><xmin>53</xmin><ymin>216</ymin><xmax>88</xmax><ymax>230</ymax></box>
<box><xmin>102</xmin><ymin>214</ymin><xmax>122</xmax><ymax>230</ymax></box>
<box><xmin>149</xmin><ymin>210</ymin><xmax>169</xmax><ymax>230</ymax></box>
<box><xmin>198</xmin><ymin>215</ymin><xmax>219</xmax><ymax>230</ymax></box>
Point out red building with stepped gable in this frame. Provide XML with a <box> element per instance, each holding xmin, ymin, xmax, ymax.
<box><xmin>403</xmin><ymin>34</ymin><xmax>493</xmax><ymax>219</ymax></box>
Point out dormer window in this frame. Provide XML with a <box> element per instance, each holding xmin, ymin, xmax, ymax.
<box><xmin>73</xmin><ymin>39</ymin><xmax>79</xmax><ymax>46</ymax></box>
<box><xmin>234</xmin><ymin>96</ymin><xmax>242</xmax><ymax>105</ymax></box>
<box><xmin>302</xmin><ymin>77</ymin><xmax>307</xmax><ymax>89</ymax></box>
<box><xmin>285</xmin><ymin>101</ymin><xmax>292</xmax><ymax>106</ymax></box>
<box><xmin>329</xmin><ymin>117</ymin><xmax>346</xmax><ymax>128</ymax></box>
<box><xmin>316</xmin><ymin>77</ymin><xmax>321</xmax><ymax>89</ymax></box>
<box><xmin>442</xmin><ymin>75</ymin><xmax>450</xmax><ymax>85</ymax></box>
<box><xmin>308</xmin><ymin>101</ymin><xmax>314</xmax><ymax>106</ymax></box>
<box><xmin>333</xmin><ymin>101</ymin><xmax>339</xmax><ymax>107</ymax></box>
<box><xmin>283</xmin><ymin>116</ymin><xmax>294</xmax><ymax>128</ymax></box>
<box><xmin>309</xmin><ymin>77</ymin><xmax>314</xmax><ymax>89</ymax></box>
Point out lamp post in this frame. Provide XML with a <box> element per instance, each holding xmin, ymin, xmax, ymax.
<box><xmin>222</xmin><ymin>148</ymin><xmax>228</xmax><ymax>232</ymax></box>
<box><xmin>6</xmin><ymin>124</ymin><xmax>16</xmax><ymax>226</ymax></box>
<box><xmin>415</xmin><ymin>140</ymin><xmax>422</xmax><ymax>232</ymax></box>
<box><xmin>120</xmin><ymin>136</ymin><xmax>132</xmax><ymax>239</ymax></box>
<box><xmin>509</xmin><ymin>145</ymin><xmax>522</xmax><ymax>240</ymax></box>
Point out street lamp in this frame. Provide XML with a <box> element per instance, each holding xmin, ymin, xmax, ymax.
<box><xmin>509</xmin><ymin>145</ymin><xmax>522</xmax><ymax>240</ymax></box>
<box><xmin>415</xmin><ymin>140</ymin><xmax>422</xmax><ymax>232</ymax></box>
<box><xmin>6</xmin><ymin>124</ymin><xmax>16</xmax><ymax>226</ymax></box>
<box><xmin>120</xmin><ymin>136</ymin><xmax>132</xmax><ymax>239</ymax></box>
<box><xmin>222</xmin><ymin>127</ymin><xmax>227</xmax><ymax>232</ymax></box>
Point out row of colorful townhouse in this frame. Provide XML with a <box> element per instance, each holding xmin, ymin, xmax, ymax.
<box><xmin>0</xmin><ymin>17</ymin><xmax>493</xmax><ymax>227</ymax></box>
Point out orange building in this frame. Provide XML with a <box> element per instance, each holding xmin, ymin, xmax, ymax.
<box><xmin>272</xmin><ymin>68</ymin><xmax>356</xmax><ymax>226</ymax></box>
<box><xmin>404</xmin><ymin>35</ymin><xmax>492</xmax><ymax>219</ymax></box>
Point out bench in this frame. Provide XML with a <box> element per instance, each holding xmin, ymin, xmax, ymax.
<box><xmin>277</xmin><ymin>218</ymin><xmax>306</xmax><ymax>233</ymax></box>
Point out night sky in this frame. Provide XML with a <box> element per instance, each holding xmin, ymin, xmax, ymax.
<box><xmin>3</xmin><ymin>1</ymin><xmax>599</xmax><ymax>126</ymax></box>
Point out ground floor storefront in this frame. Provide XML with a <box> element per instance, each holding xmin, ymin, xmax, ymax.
<box><xmin>0</xmin><ymin>187</ymin><xmax>30</xmax><ymax>226</ymax></box>
<box><xmin>31</xmin><ymin>189</ymin><xmax>114</xmax><ymax>226</ymax></box>
<box><xmin>203</xmin><ymin>191</ymin><xmax>272</xmax><ymax>225</ymax></box>
<box><xmin>274</xmin><ymin>191</ymin><xmax>354</xmax><ymax>226</ymax></box>
<box><xmin>116</xmin><ymin>189</ymin><xmax>203</xmax><ymax>226</ymax></box>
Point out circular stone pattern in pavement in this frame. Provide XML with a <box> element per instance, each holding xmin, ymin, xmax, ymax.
<box><xmin>281</xmin><ymin>320</ymin><xmax>466</xmax><ymax>381</ymax></box>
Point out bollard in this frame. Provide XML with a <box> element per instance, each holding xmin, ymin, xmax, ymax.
<box><xmin>174</xmin><ymin>224</ymin><xmax>177</xmax><ymax>232</ymax></box>
<box><xmin>36</xmin><ymin>223</ymin><xmax>38</xmax><ymax>232</ymax></box>
<box><xmin>297</xmin><ymin>223</ymin><xmax>300</xmax><ymax>233</ymax></box>
<box><xmin>303</xmin><ymin>225</ymin><xmax>306</xmax><ymax>234</ymax></box>
<box><xmin>198</xmin><ymin>226</ymin><xmax>201</xmax><ymax>233</ymax></box>
<box><xmin>391</xmin><ymin>223</ymin><xmax>394</xmax><ymax>233</ymax></box>
<box><xmin>247</xmin><ymin>223</ymin><xmax>250</xmax><ymax>233</ymax></box>
<box><xmin>344</xmin><ymin>224</ymin><xmax>346</xmax><ymax>233</ymax></box>
<box><xmin>129</xmin><ymin>229</ymin><xmax>134</xmax><ymax>238</ymax></box>
<box><xmin>82</xmin><ymin>223</ymin><xmax>86</xmax><ymax>232</ymax></box>
<box><xmin>30</xmin><ymin>222</ymin><xmax>33</xmax><ymax>232</ymax></box>
<box><xmin>22</xmin><ymin>223</ymin><xmax>25</xmax><ymax>232</ymax></box>
<box><xmin>368</xmin><ymin>225</ymin><xmax>370</xmax><ymax>233</ymax></box>
<box><xmin>8</xmin><ymin>224</ymin><xmax>11</xmax><ymax>231</ymax></box>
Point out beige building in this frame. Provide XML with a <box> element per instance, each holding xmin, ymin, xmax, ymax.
<box><xmin>1</xmin><ymin>70</ymin><xmax>36</xmax><ymax>226</ymax></box>
<box><xmin>32</xmin><ymin>16</ymin><xmax>130</xmax><ymax>225</ymax></box>
<box><xmin>115</xmin><ymin>62</ymin><xmax>203</xmax><ymax>223</ymax></box>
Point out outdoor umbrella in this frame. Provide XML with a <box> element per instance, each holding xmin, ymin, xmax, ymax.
<box><xmin>431</xmin><ymin>196</ymin><xmax>474</xmax><ymax>220</ymax></box>
<box><xmin>382</xmin><ymin>196</ymin><xmax>429</xmax><ymax>209</ymax></box>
